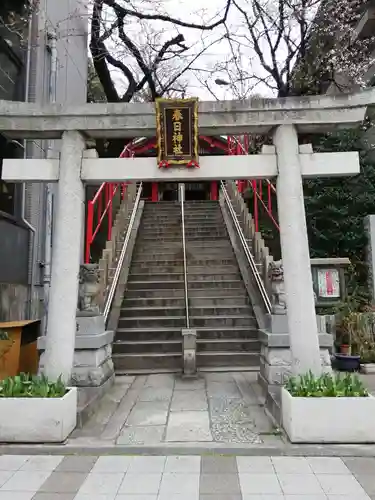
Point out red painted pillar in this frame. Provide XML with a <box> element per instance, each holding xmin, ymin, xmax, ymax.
<box><xmin>210</xmin><ymin>181</ymin><xmax>218</xmax><ymax>201</ymax></box>
<box><xmin>151</xmin><ymin>182</ymin><xmax>158</xmax><ymax>202</ymax></box>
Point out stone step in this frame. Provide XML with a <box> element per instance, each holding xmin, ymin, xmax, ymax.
<box><xmin>115</xmin><ymin>326</ymin><xmax>258</xmax><ymax>341</ymax></box>
<box><xmin>141</xmin><ymin>222</ymin><xmax>224</xmax><ymax>229</ymax></box>
<box><xmin>128</xmin><ymin>273</ymin><xmax>241</xmax><ymax>283</ymax></box>
<box><xmin>120</xmin><ymin>305</ymin><xmax>253</xmax><ymax>317</ymax></box>
<box><xmin>113</xmin><ymin>339</ymin><xmax>182</xmax><ymax>354</ymax></box>
<box><xmin>127</xmin><ymin>280</ymin><xmax>246</xmax><ymax>290</ymax></box>
<box><xmin>130</xmin><ymin>258</ymin><xmax>237</xmax><ymax>267</ymax></box>
<box><xmin>129</xmin><ymin>265</ymin><xmax>239</xmax><ymax>275</ymax></box>
<box><xmin>113</xmin><ymin>352</ymin><xmax>182</xmax><ymax>372</ymax></box>
<box><xmin>122</xmin><ymin>295</ymin><xmax>250</xmax><ymax>307</ymax></box>
<box><xmin>118</xmin><ymin>314</ymin><xmax>256</xmax><ymax>328</ymax></box>
<box><xmin>197</xmin><ymin>338</ymin><xmax>260</xmax><ymax>352</ymax></box>
<box><xmin>113</xmin><ymin>338</ymin><xmax>260</xmax><ymax>354</ymax></box>
<box><xmin>138</xmin><ymin>230</ymin><xmax>227</xmax><ymax>238</ymax></box>
<box><xmin>137</xmin><ymin>234</ymin><xmax>227</xmax><ymax>242</ymax></box>
<box><xmin>124</xmin><ymin>287</ymin><xmax>247</xmax><ymax>298</ymax></box>
<box><xmin>196</xmin><ymin>351</ymin><xmax>259</xmax><ymax>368</ymax></box>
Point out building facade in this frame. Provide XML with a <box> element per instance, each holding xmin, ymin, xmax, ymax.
<box><xmin>0</xmin><ymin>0</ymin><xmax>88</xmax><ymax>322</ymax></box>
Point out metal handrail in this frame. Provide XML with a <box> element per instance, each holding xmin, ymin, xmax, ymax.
<box><xmin>103</xmin><ymin>182</ymin><xmax>143</xmax><ymax>324</ymax></box>
<box><xmin>180</xmin><ymin>183</ymin><xmax>190</xmax><ymax>328</ymax></box>
<box><xmin>221</xmin><ymin>181</ymin><xmax>272</xmax><ymax>315</ymax></box>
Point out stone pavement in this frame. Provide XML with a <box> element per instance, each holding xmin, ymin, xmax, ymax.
<box><xmin>1</xmin><ymin>454</ymin><xmax>375</xmax><ymax>499</ymax></box>
<box><xmin>71</xmin><ymin>372</ymin><xmax>279</xmax><ymax>446</ymax></box>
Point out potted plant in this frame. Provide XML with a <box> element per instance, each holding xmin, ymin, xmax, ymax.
<box><xmin>0</xmin><ymin>372</ymin><xmax>77</xmax><ymax>443</ymax></box>
<box><xmin>282</xmin><ymin>371</ymin><xmax>374</xmax><ymax>443</ymax></box>
<box><xmin>334</xmin><ymin>300</ymin><xmax>361</xmax><ymax>371</ymax></box>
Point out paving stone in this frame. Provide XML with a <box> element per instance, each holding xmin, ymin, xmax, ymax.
<box><xmin>77</xmin><ymin>472</ymin><xmax>124</xmax><ymax>495</ymax></box>
<box><xmin>199</xmin><ymin>473</ymin><xmax>241</xmax><ymax>495</ymax></box>
<box><xmin>20</xmin><ymin>456</ymin><xmax>64</xmax><ymax>472</ymax></box>
<box><xmin>0</xmin><ymin>471</ymin><xmax>52</xmax><ymax>492</ymax></box>
<box><xmin>343</xmin><ymin>457</ymin><xmax>375</xmax><ymax>476</ymax></box>
<box><xmin>38</xmin><ymin>471</ymin><xmax>88</xmax><ymax>493</ymax></box>
<box><xmin>159</xmin><ymin>472</ymin><xmax>200</xmax><ymax>496</ymax></box>
<box><xmin>144</xmin><ymin>374</ymin><xmax>175</xmax><ymax>388</ymax></box>
<box><xmin>166</xmin><ymin>411</ymin><xmax>212</xmax><ymax>442</ymax></box>
<box><xmin>0</xmin><ymin>455</ymin><xmax>29</xmax><ymax>471</ymax></box>
<box><xmin>170</xmin><ymin>390</ymin><xmax>208</xmax><ymax>411</ymax></box>
<box><xmin>0</xmin><ymin>494</ymin><xmax>35</xmax><ymax>500</ymax></box>
<box><xmin>174</xmin><ymin>378</ymin><xmax>206</xmax><ymax>391</ymax></box>
<box><xmin>0</xmin><ymin>471</ymin><xmax>17</xmax><ymax>488</ymax></box>
<box><xmin>239</xmin><ymin>473</ymin><xmax>282</xmax><ymax>495</ymax></box>
<box><xmin>75</xmin><ymin>494</ymin><xmax>118</xmax><ymax>500</ymax></box>
<box><xmin>117</xmin><ymin>473</ymin><xmax>162</xmax><ymax>495</ymax></box>
<box><xmin>306</xmin><ymin>457</ymin><xmax>351</xmax><ymax>475</ymax></box>
<box><xmin>55</xmin><ymin>456</ymin><xmax>98</xmax><ymax>473</ymax></box>
<box><xmin>316</xmin><ymin>473</ymin><xmax>369</xmax><ymax>496</ymax></box>
<box><xmin>138</xmin><ymin>387</ymin><xmax>173</xmax><ymax>402</ymax></box>
<box><xmin>116</xmin><ymin>496</ymin><xmax>156</xmax><ymax>500</ymax></box>
<box><xmin>236</xmin><ymin>456</ymin><xmax>274</xmax><ymax>473</ymax></box>
<box><xmin>164</xmin><ymin>456</ymin><xmax>201</xmax><ymax>473</ymax></box>
<box><xmin>117</xmin><ymin>425</ymin><xmax>165</xmax><ymax>444</ymax></box>
<box><xmin>201</xmin><ymin>456</ymin><xmax>238</xmax><ymax>474</ymax></box>
<box><xmin>91</xmin><ymin>456</ymin><xmax>132</xmax><ymax>473</ymax></box>
<box><xmin>127</xmin><ymin>456</ymin><xmax>166</xmax><ymax>474</ymax></box>
<box><xmin>126</xmin><ymin>401</ymin><xmax>169</xmax><ymax>426</ymax></box>
<box><xmin>206</xmin><ymin>382</ymin><xmax>241</xmax><ymax>399</ymax></box>
<box><xmin>199</xmin><ymin>495</ymin><xmax>242</xmax><ymax>500</ymax></box>
<box><xmin>271</xmin><ymin>456</ymin><xmax>312</xmax><ymax>474</ymax></box>
<box><xmin>204</xmin><ymin>373</ymin><xmax>234</xmax><ymax>383</ymax></box>
<box><xmin>32</xmin><ymin>494</ymin><xmax>76</xmax><ymax>500</ymax></box>
<box><xmin>277</xmin><ymin>473</ymin><xmax>325</xmax><ymax>495</ymax></box>
<box><xmin>354</xmin><ymin>474</ymin><xmax>375</xmax><ymax>496</ymax></box>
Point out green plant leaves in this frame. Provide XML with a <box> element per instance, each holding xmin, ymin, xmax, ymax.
<box><xmin>284</xmin><ymin>371</ymin><xmax>368</xmax><ymax>398</ymax></box>
<box><xmin>0</xmin><ymin>373</ymin><xmax>67</xmax><ymax>398</ymax></box>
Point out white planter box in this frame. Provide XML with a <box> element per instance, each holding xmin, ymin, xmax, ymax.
<box><xmin>281</xmin><ymin>387</ymin><xmax>375</xmax><ymax>443</ymax></box>
<box><xmin>0</xmin><ymin>387</ymin><xmax>77</xmax><ymax>443</ymax></box>
<box><xmin>360</xmin><ymin>363</ymin><xmax>375</xmax><ymax>374</ymax></box>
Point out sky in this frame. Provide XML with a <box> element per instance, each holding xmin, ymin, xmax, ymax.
<box><xmin>100</xmin><ymin>0</ymin><xmax>275</xmax><ymax>101</ymax></box>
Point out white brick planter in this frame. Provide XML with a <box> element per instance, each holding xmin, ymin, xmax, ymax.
<box><xmin>281</xmin><ymin>387</ymin><xmax>375</xmax><ymax>443</ymax></box>
<box><xmin>0</xmin><ymin>387</ymin><xmax>77</xmax><ymax>443</ymax></box>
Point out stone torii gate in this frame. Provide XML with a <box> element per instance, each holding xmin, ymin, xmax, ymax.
<box><xmin>1</xmin><ymin>90</ymin><xmax>374</xmax><ymax>382</ymax></box>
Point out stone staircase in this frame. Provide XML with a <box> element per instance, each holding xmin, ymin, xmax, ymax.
<box><xmin>112</xmin><ymin>200</ymin><xmax>260</xmax><ymax>373</ymax></box>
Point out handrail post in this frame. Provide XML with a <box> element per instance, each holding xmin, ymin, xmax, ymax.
<box><xmin>85</xmin><ymin>201</ymin><xmax>94</xmax><ymax>263</ymax></box>
<box><xmin>180</xmin><ymin>183</ymin><xmax>189</xmax><ymax>329</ymax></box>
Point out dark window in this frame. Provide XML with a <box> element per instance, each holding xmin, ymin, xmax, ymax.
<box><xmin>0</xmin><ymin>134</ymin><xmax>22</xmax><ymax>216</ymax></box>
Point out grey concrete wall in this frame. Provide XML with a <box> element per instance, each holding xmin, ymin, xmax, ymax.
<box><xmin>25</xmin><ymin>0</ymin><xmax>88</xmax><ymax>319</ymax></box>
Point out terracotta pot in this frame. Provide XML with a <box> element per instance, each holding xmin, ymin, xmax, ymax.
<box><xmin>340</xmin><ymin>344</ymin><xmax>350</xmax><ymax>355</ymax></box>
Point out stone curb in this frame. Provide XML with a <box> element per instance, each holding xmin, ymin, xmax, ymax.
<box><xmin>2</xmin><ymin>442</ymin><xmax>375</xmax><ymax>457</ymax></box>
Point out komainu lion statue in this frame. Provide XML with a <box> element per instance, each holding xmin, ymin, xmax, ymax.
<box><xmin>268</xmin><ymin>260</ymin><xmax>287</xmax><ymax>314</ymax></box>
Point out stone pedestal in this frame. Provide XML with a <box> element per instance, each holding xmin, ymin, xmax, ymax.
<box><xmin>38</xmin><ymin>312</ymin><xmax>115</xmax><ymax>422</ymax></box>
<box><xmin>258</xmin><ymin>327</ymin><xmax>333</xmax><ymax>425</ymax></box>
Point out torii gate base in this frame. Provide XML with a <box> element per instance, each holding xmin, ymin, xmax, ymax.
<box><xmin>1</xmin><ymin>91</ymin><xmax>371</xmax><ymax>389</ymax></box>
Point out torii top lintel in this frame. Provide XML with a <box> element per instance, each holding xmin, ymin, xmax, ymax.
<box><xmin>1</xmin><ymin>89</ymin><xmax>375</xmax><ymax>140</ymax></box>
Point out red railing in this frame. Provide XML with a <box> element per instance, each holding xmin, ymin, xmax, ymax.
<box><xmin>84</xmin><ymin>145</ymin><xmax>133</xmax><ymax>264</ymax></box>
<box><xmin>227</xmin><ymin>134</ymin><xmax>279</xmax><ymax>233</ymax></box>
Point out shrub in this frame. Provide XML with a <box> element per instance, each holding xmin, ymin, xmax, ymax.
<box><xmin>0</xmin><ymin>373</ymin><xmax>67</xmax><ymax>398</ymax></box>
<box><xmin>284</xmin><ymin>371</ymin><xmax>368</xmax><ymax>397</ymax></box>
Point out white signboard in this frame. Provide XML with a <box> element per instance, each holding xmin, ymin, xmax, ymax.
<box><xmin>317</xmin><ymin>268</ymin><xmax>340</xmax><ymax>298</ymax></box>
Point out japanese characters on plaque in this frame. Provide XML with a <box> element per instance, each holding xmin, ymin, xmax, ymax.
<box><xmin>155</xmin><ymin>98</ymin><xmax>199</xmax><ymax>168</ymax></box>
